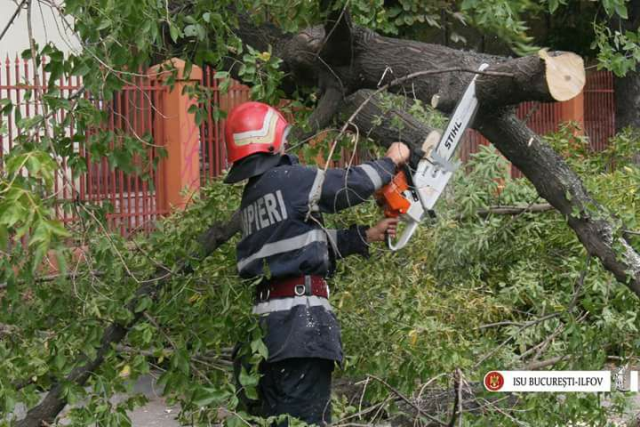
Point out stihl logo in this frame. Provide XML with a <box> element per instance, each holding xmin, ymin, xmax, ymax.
<box><xmin>444</xmin><ymin>120</ymin><xmax>463</xmax><ymax>149</ymax></box>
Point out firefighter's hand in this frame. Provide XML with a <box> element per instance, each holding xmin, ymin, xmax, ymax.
<box><xmin>366</xmin><ymin>218</ymin><xmax>399</xmax><ymax>243</ymax></box>
<box><xmin>385</xmin><ymin>142</ymin><xmax>411</xmax><ymax>166</ymax></box>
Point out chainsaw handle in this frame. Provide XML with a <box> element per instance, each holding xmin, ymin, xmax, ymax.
<box><xmin>386</xmin><ymin>220</ymin><xmax>419</xmax><ymax>251</ymax></box>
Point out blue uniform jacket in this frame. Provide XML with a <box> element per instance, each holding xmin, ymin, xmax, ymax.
<box><xmin>236</xmin><ymin>154</ymin><xmax>396</xmax><ymax>362</ymax></box>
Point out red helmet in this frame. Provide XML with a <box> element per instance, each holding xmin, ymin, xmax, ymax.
<box><xmin>224</xmin><ymin>102</ymin><xmax>290</xmax><ymax>164</ymax></box>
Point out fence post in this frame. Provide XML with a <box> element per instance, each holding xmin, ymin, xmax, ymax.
<box><xmin>148</xmin><ymin>58</ymin><xmax>202</xmax><ymax>211</ymax></box>
<box><xmin>559</xmin><ymin>91</ymin><xmax>585</xmax><ymax>134</ymax></box>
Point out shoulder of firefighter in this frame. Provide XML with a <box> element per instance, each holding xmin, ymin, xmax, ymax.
<box><xmin>235</xmin><ymin>154</ymin><xmax>396</xmax><ymax>279</ymax></box>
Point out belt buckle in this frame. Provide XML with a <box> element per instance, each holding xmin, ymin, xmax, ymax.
<box><xmin>294</xmin><ymin>284</ymin><xmax>306</xmax><ymax>296</ymax></box>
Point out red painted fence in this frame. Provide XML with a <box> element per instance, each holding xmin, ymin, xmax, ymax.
<box><xmin>0</xmin><ymin>55</ymin><xmax>167</xmax><ymax>236</ymax></box>
<box><xmin>0</xmin><ymin>56</ymin><xmax>617</xmax><ymax>236</ymax></box>
<box><xmin>584</xmin><ymin>71</ymin><xmax>615</xmax><ymax>151</ymax></box>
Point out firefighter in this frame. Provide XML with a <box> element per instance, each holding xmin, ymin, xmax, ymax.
<box><xmin>224</xmin><ymin>101</ymin><xmax>410</xmax><ymax>426</ymax></box>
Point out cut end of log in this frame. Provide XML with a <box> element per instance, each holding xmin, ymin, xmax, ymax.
<box><xmin>538</xmin><ymin>49</ymin><xmax>585</xmax><ymax>102</ymax></box>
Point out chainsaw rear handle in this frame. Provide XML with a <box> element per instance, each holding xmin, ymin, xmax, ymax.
<box><xmin>386</xmin><ymin>219</ymin><xmax>419</xmax><ymax>251</ymax></box>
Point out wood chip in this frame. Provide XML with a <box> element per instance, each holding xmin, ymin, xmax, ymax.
<box><xmin>431</xmin><ymin>94</ymin><xmax>440</xmax><ymax>109</ymax></box>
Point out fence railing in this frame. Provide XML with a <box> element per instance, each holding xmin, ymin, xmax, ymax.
<box><xmin>1</xmin><ymin>55</ymin><xmax>617</xmax><ymax>236</ymax></box>
<box><xmin>0</xmin><ymin>55</ymin><xmax>167</xmax><ymax>236</ymax></box>
<box><xmin>584</xmin><ymin>70</ymin><xmax>615</xmax><ymax>151</ymax></box>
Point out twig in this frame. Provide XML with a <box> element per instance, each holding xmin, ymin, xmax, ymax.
<box><xmin>525</xmin><ymin>355</ymin><xmax>568</xmax><ymax>370</ymax></box>
<box><xmin>476</xmin><ymin>311</ymin><xmax>560</xmax><ymax>331</ymax></box>
<box><xmin>0</xmin><ymin>0</ymin><xmax>27</xmax><ymax>42</ymax></box>
<box><xmin>568</xmin><ymin>255</ymin><xmax>591</xmax><ymax>312</ymax></box>
<box><xmin>462</xmin><ymin>203</ymin><xmax>554</xmax><ymax>220</ymax></box>
<box><xmin>447</xmin><ymin>369</ymin><xmax>462</xmax><ymax>427</ymax></box>
<box><xmin>416</xmin><ymin>372</ymin><xmax>449</xmax><ymax>401</ymax></box>
<box><xmin>519</xmin><ymin>323</ymin><xmax>564</xmax><ymax>360</ymax></box>
<box><xmin>475</xmin><ymin>320</ymin><xmax>524</xmax><ymax>330</ymax></box>
<box><xmin>333</xmin><ymin>399</ymin><xmax>389</xmax><ymax>426</ymax></box>
<box><xmin>27</xmin><ymin>0</ymin><xmax>51</xmax><ymax>139</ymax></box>
<box><xmin>474</xmin><ymin>311</ymin><xmax>561</xmax><ymax>367</ymax></box>
<box><xmin>367</xmin><ymin>375</ymin><xmax>448</xmax><ymax>426</ymax></box>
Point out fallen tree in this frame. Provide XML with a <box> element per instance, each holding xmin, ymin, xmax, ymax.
<box><xmin>13</xmin><ymin>2</ymin><xmax>640</xmax><ymax>426</ymax></box>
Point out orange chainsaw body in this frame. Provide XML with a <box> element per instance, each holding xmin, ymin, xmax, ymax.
<box><xmin>376</xmin><ymin>170</ymin><xmax>411</xmax><ymax>218</ymax></box>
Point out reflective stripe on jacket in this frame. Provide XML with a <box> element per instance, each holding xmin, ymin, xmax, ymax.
<box><xmin>236</xmin><ymin>154</ymin><xmax>396</xmax><ymax>279</ymax></box>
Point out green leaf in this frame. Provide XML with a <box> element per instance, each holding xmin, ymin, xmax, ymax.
<box><xmin>184</xmin><ymin>25</ymin><xmax>198</xmax><ymax>38</ymax></box>
<box><xmin>193</xmin><ymin>387</ymin><xmax>230</xmax><ymax>407</ymax></box>
<box><xmin>250</xmin><ymin>338</ymin><xmax>269</xmax><ymax>360</ymax></box>
<box><xmin>134</xmin><ymin>296</ymin><xmax>153</xmax><ymax>313</ymax></box>
<box><xmin>238</xmin><ymin>366</ymin><xmax>259</xmax><ymax>388</ymax></box>
<box><xmin>615</xmin><ymin>2</ymin><xmax>628</xmax><ymax>19</ymax></box>
<box><xmin>169</xmin><ymin>23</ymin><xmax>180</xmax><ymax>42</ymax></box>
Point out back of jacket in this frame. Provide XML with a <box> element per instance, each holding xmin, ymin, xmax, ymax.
<box><xmin>236</xmin><ymin>153</ymin><xmax>396</xmax><ymax>362</ymax></box>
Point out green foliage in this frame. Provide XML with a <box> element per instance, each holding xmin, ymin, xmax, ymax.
<box><xmin>593</xmin><ymin>24</ymin><xmax>640</xmax><ymax>77</ymax></box>
<box><xmin>349</xmin><ymin>0</ymin><xmax>443</xmax><ymax>35</ymax></box>
<box><xmin>460</xmin><ymin>0</ymin><xmax>539</xmax><ymax>54</ymax></box>
<box><xmin>2</xmin><ymin>0</ymin><xmax>640</xmax><ymax>425</ymax></box>
<box><xmin>326</xmin><ymin>137</ymin><xmax>640</xmax><ymax>425</ymax></box>
<box><xmin>2</xmin><ymin>127</ymin><xmax>640</xmax><ymax>425</ymax></box>
<box><xmin>237</xmin><ymin>46</ymin><xmax>286</xmax><ymax>104</ymax></box>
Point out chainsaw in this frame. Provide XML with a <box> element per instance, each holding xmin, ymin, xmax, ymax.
<box><xmin>377</xmin><ymin>63</ymin><xmax>489</xmax><ymax>251</ymax></box>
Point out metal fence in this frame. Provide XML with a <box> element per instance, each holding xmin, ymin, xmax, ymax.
<box><xmin>0</xmin><ymin>55</ymin><xmax>167</xmax><ymax>236</ymax></box>
<box><xmin>584</xmin><ymin>71</ymin><xmax>615</xmax><ymax>151</ymax></box>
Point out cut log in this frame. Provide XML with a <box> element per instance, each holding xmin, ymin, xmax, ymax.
<box><xmin>538</xmin><ymin>49</ymin><xmax>585</xmax><ymax>102</ymax></box>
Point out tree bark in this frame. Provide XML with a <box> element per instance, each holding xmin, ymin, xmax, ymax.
<box><xmin>610</xmin><ymin>0</ymin><xmax>640</xmax><ymax>131</ymax></box>
<box><xmin>614</xmin><ymin>70</ymin><xmax>640</xmax><ymax>131</ymax></box>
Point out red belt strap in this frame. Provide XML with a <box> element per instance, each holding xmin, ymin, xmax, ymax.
<box><xmin>257</xmin><ymin>275</ymin><xmax>328</xmax><ymax>300</ymax></box>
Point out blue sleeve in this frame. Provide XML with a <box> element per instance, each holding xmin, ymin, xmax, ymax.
<box><xmin>309</xmin><ymin>158</ymin><xmax>396</xmax><ymax>213</ymax></box>
<box><xmin>326</xmin><ymin>225</ymin><xmax>370</xmax><ymax>259</ymax></box>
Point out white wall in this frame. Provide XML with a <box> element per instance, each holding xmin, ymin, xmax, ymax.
<box><xmin>0</xmin><ymin>0</ymin><xmax>79</xmax><ymax>57</ymax></box>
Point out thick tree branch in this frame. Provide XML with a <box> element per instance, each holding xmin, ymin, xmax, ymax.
<box><xmin>342</xmin><ymin>89</ymin><xmax>434</xmax><ymax>153</ymax></box>
<box><xmin>319</xmin><ymin>0</ymin><xmax>352</xmax><ymax>65</ymax></box>
<box><xmin>477</xmin><ymin>109</ymin><xmax>640</xmax><ymax>297</ymax></box>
